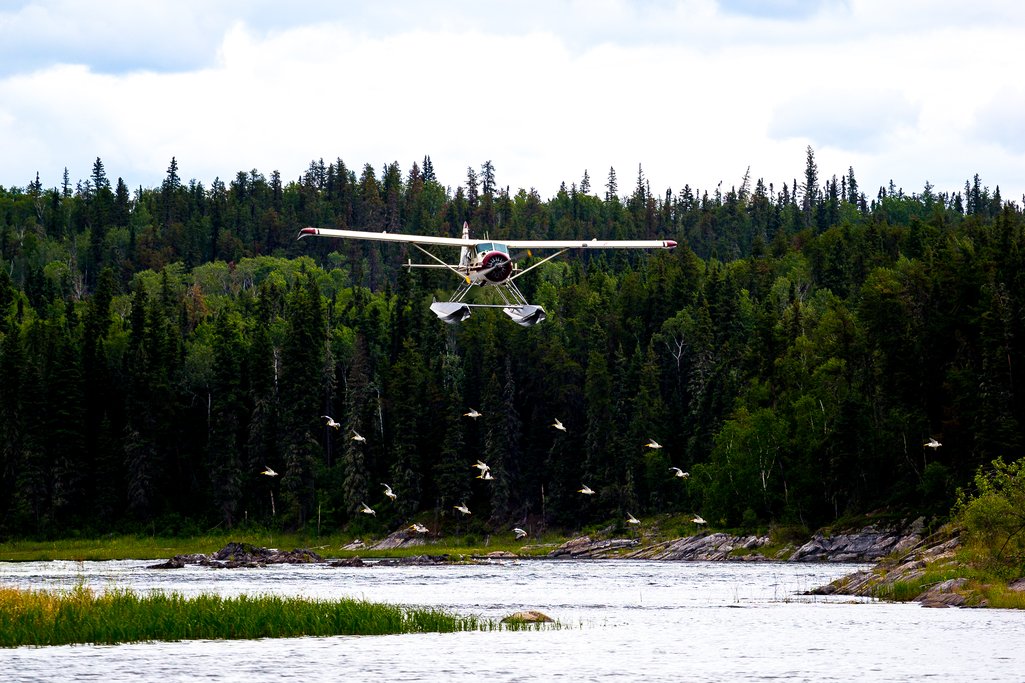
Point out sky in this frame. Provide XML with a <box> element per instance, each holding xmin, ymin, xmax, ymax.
<box><xmin>2</xmin><ymin>0</ymin><xmax>1024</xmax><ymax>204</ymax></box>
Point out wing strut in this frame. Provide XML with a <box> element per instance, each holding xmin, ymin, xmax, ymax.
<box><xmin>410</xmin><ymin>243</ymin><xmax>472</xmax><ymax>283</ymax></box>
<box><xmin>508</xmin><ymin>249</ymin><xmax>568</xmax><ymax>283</ymax></box>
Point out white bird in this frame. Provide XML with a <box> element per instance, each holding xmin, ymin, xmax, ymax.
<box><xmin>464</xmin><ymin>408</ymin><xmax>482</xmax><ymax>419</ymax></box>
<box><xmin>359</xmin><ymin>502</ymin><xmax>376</xmax><ymax>516</ymax></box>
<box><xmin>626</xmin><ymin>512</ymin><xmax>640</xmax><ymax>525</ymax></box>
<box><xmin>578</xmin><ymin>484</ymin><xmax>595</xmax><ymax>495</ymax></box>
<box><xmin>513</xmin><ymin>527</ymin><xmax>527</xmax><ymax>539</ymax></box>
<box><xmin>261</xmin><ymin>465</ymin><xmax>278</xmax><ymax>477</ymax></box>
<box><xmin>692</xmin><ymin>515</ymin><xmax>707</xmax><ymax>525</ymax></box>
<box><xmin>409</xmin><ymin>522</ymin><xmax>429</xmax><ymax>534</ymax></box>
<box><xmin>351</xmin><ymin>429</ymin><xmax>366</xmax><ymax>443</ymax></box>
<box><xmin>454</xmin><ymin>503</ymin><xmax>471</xmax><ymax>515</ymax></box>
<box><xmin>472</xmin><ymin>459</ymin><xmax>490</xmax><ymax>474</ymax></box>
<box><xmin>322</xmin><ymin>415</ymin><xmax>341</xmax><ymax>430</ymax></box>
<box><xmin>646</xmin><ymin>439</ymin><xmax>663</xmax><ymax>449</ymax></box>
<box><xmin>669</xmin><ymin>467</ymin><xmax>690</xmax><ymax>479</ymax></box>
<box><xmin>924</xmin><ymin>437</ymin><xmax>942</xmax><ymax>449</ymax></box>
<box><xmin>382</xmin><ymin>483</ymin><xmax>397</xmax><ymax>501</ymax></box>
<box><xmin>552</xmin><ymin>418</ymin><xmax>567</xmax><ymax>432</ymax></box>
<box><xmin>477</xmin><ymin>470</ymin><xmax>495</xmax><ymax>481</ymax></box>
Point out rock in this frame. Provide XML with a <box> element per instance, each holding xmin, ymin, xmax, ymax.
<box><xmin>341</xmin><ymin>540</ymin><xmax>366</xmax><ymax>550</ymax></box>
<box><xmin>915</xmin><ymin>578</ymin><xmax>969</xmax><ymax>607</ymax></box>
<box><xmin>631</xmin><ymin>533</ymin><xmax>770</xmax><ymax>561</ymax></box>
<box><xmin>375</xmin><ymin>554</ymin><xmax>455</xmax><ymax>566</ymax></box>
<box><xmin>806</xmin><ymin>529</ymin><xmax>978</xmax><ymax>605</ymax></box>
<box><xmin>1007</xmin><ymin>578</ymin><xmax>1025</xmax><ymax>592</ymax></box>
<box><xmin>330</xmin><ymin>556</ymin><xmax>365</xmax><ymax>567</ymax></box>
<box><xmin>147</xmin><ymin>542</ymin><xmax>324</xmax><ymax>569</ymax></box>
<box><xmin>788</xmin><ymin>520</ymin><xmax>924</xmax><ymax>563</ymax></box>
<box><xmin>371</xmin><ymin>529</ymin><xmax>427</xmax><ymax>550</ymax></box>
<box><xmin>501</xmin><ymin>610</ymin><xmax>553</xmax><ymax>624</ymax></box>
<box><xmin>549</xmin><ymin>536</ymin><xmax>639</xmax><ymax>559</ymax></box>
<box><xmin>485</xmin><ymin>551</ymin><xmax>518</xmax><ymax>559</ymax></box>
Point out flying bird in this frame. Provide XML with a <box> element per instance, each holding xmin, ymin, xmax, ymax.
<box><xmin>261</xmin><ymin>466</ymin><xmax>278</xmax><ymax>477</ymax></box>
<box><xmin>322</xmin><ymin>415</ymin><xmax>341</xmax><ymax>430</ymax></box>
<box><xmin>552</xmin><ymin>418</ymin><xmax>567</xmax><ymax>432</ymax></box>
<box><xmin>578</xmin><ymin>484</ymin><xmax>595</xmax><ymax>495</ymax></box>
<box><xmin>924</xmin><ymin>437</ymin><xmax>942</xmax><ymax>449</ymax></box>
<box><xmin>382</xmin><ymin>483</ymin><xmax>397</xmax><ymax>501</ymax></box>
<box><xmin>477</xmin><ymin>470</ymin><xmax>495</xmax><ymax>481</ymax></box>
<box><xmin>472</xmin><ymin>459</ymin><xmax>490</xmax><ymax>475</ymax></box>
<box><xmin>409</xmin><ymin>522</ymin><xmax>429</xmax><ymax>534</ymax></box>
<box><xmin>463</xmin><ymin>408</ymin><xmax>482</xmax><ymax>419</ymax></box>
<box><xmin>646</xmin><ymin>439</ymin><xmax>663</xmax><ymax>449</ymax></box>
<box><xmin>351</xmin><ymin>429</ymin><xmax>366</xmax><ymax>443</ymax></box>
<box><xmin>692</xmin><ymin>515</ymin><xmax>707</xmax><ymax>525</ymax></box>
<box><xmin>359</xmin><ymin>502</ymin><xmax>376</xmax><ymax>516</ymax></box>
<box><xmin>454</xmin><ymin>503</ymin><xmax>471</xmax><ymax>515</ymax></box>
<box><xmin>669</xmin><ymin>467</ymin><xmax>690</xmax><ymax>479</ymax></box>
<box><xmin>626</xmin><ymin>512</ymin><xmax>640</xmax><ymax>525</ymax></box>
<box><xmin>513</xmin><ymin>527</ymin><xmax>527</xmax><ymax>539</ymax></box>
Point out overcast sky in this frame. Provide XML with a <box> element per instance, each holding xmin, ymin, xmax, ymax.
<box><xmin>2</xmin><ymin>0</ymin><xmax>1024</xmax><ymax>204</ymax></box>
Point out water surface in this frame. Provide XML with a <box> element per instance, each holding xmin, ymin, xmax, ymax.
<box><xmin>1</xmin><ymin>558</ymin><xmax>1021</xmax><ymax>681</ymax></box>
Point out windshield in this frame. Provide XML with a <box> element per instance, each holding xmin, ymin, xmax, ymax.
<box><xmin>475</xmin><ymin>242</ymin><xmax>509</xmax><ymax>256</ymax></box>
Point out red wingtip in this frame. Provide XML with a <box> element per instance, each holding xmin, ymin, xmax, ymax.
<box><xmin>298</xmin><ymin>227</ymin><xmax>318</xmax><ymax>239</ymax></box>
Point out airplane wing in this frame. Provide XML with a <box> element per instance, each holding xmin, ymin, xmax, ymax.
<box><xmin>298</xmin><ymin>227</ymin><xmax>475</xmax><ymax>247</ymax></box>
<box><xmin>502</xmin><ymin>238</ymin><xmax>676</xmax><ymax>250</ymax></box>
<box><xmin>300</xmin><ymin>227</ymin><xmax>676</xmax><ymax>251</ymax></box>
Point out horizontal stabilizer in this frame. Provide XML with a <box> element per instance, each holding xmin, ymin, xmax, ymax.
<box><xmin>430</xmin><ymin>301</ymin><xmax>472</xmax><ymax>324</ymax></box>
<box><xmin>503</xmin><ymin>305</ymin><xmax>546</xmax><ymax>327</ymax></box>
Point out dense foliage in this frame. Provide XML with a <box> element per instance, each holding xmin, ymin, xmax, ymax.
<box><xmin>1</xmin><ymin>150</ymin><xmax>1023</xmax><ymax>538</ymax></box>
<box><xmin>955</xmin><ymin>457</ymin><xmax>1025</xmax><ymax>577</ymax></box>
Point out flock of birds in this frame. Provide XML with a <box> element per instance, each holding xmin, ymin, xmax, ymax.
<box><xmin>257</xmin><ymin>410</ymin><xmax>705</xmax><ymax>535</ymax></box>
<box><xmin>264</xmin><ymin>411</ymin><xmax>945</xmax><ymax>539</ymax></box>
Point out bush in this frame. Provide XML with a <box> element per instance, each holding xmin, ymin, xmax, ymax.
<box><xmin>953</xmin><ymin>457</ymin><xmax>1025</xmax><ymax>577</ymax></box>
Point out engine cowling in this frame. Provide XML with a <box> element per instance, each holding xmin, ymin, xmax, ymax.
<box><xmin>479</xmin><ymin>251</ymin><xmax>513</xmax><ymax>283</ymax></box>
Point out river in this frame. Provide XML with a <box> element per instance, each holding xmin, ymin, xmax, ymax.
<box><xmin>1</xmin><ymin>558</ymin><xmax>1022</xmax><ymax>681</ymax></box>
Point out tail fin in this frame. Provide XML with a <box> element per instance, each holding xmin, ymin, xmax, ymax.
<box><xmin>459</xmin><ymin>221</ymin><xmax>470</xmax><ymax>267</ymax></box>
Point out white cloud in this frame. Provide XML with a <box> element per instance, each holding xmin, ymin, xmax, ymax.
<box><xmin>2</xmin><ymin>0</ymin><xmax>1025</xmax><ymax>203</ymax></box>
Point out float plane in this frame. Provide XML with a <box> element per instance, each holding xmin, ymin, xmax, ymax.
<box><xmin>298</xmin><ymin>222</ymin><xmax>676</xmax><ymax>326</ymax></box>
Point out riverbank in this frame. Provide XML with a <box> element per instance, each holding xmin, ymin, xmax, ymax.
<box><xmin>807</xmin><ymin>526</ymin><xmax>1025</xmax><ymax>608</ymax></box>
<box><xmin>0</xmin><ymin>515</ymin><xmax>927</xmax><ymax>564</ymax></box>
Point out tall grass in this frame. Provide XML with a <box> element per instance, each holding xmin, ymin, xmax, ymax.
<box><xmin>0</xmin><ymin>586</ymin><xmax>546</xmax><ymax>647</ymax></box>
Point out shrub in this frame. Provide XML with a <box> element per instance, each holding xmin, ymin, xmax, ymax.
<box><xmin>953</xmin><ymin>457</ymin><xmax>1025</xmax><ymax>577</ymax></box>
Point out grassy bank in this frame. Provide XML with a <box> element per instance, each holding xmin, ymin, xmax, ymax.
<box><xmin>0</xmin><ymin>585</ymin><xmax>546</xmax><ymax>648</ymax></box>
<box><xmin>0</xmin><ymin>531</ymin><xmax>569</xmax><ymax>562</ymax></box>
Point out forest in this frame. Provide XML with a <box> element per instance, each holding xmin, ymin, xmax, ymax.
<box><xmin>1</xmin><ymin>148</ymin><xmax>1023</xmax><ymax>539</ymax></box>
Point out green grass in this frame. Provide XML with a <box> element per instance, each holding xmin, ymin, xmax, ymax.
<box><xmin>0</xmin><ymin>529</ymin><xmax>573</xmax><ymax>562</ymax></box>
<box><xmin>0</xmin><ymin>585</ymin><xmax>551</xmax><ymax>648</ymax></box>
<box><xmin>873</xmin><ymin>567</ymin><xmax>966</xmax><ymax>602</ymax></box>
<box><xmin>0</xmin><ymin>532</ymin><xmax>338</xmax><ymax>562</ymax></box>
<box><xmin>979</xmin><ymin>584</ymin><xmax>1025</xmax><ymax>609</ymax></box>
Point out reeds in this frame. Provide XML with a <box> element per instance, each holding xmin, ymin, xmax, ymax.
<box><xmin>0</xmin><ymin>586</ymin><xmax>543</xmax><ymax>647</ymax></box>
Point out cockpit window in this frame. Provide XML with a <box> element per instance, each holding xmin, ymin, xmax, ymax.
<box><xmin>475</xmin><ymin>242</ymin><xmax>509</xmax><ymax>255</ymax></box>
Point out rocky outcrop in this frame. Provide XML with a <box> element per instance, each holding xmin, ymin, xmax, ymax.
<box><xmin>807</xmin><ymin>534</ymin><xmax>972</xmax><ymax>605</ymax></box>
<box><xmin>548</xmin><ymin>536</ymin><xmax>640</xmax><ymax>558</ymax></box>
<box><xmin>917</xmin><ymin>578</ymin><xmax>970</xmax><ymax>608</ymax></box>
<box><xmin>148</xmin><ymin>542</ymin><xmax>324</xmax><ymax>569</ymax></box>
<box><xmin>787</xmin><ymin>517</ymin><xmax>926</xmax><ymax>563</ymax></box>
<box><xmin>627</xmin><ymin>533</ymin><xmax>771</xmax><ymax>561</ymax></box>
<box><xmin>370</xmin><ymin>528</ymin><xmax>428</xmax><ymax>550</ymax></box>
<box><xmin>549</xmin><ymin>520</ymin><xmax>925</xmax><ymax>563</ymax></box>
<box><xmin>373</xmin><ymin>554</ymin><xmax>456</xmax><ymax>566</ymax></box>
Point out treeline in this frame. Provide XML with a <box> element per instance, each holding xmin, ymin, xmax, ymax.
<box><xmin>0</xmin><ymin>148</ymin><xmax>1023</xmax><ymax>538</ymax></box>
